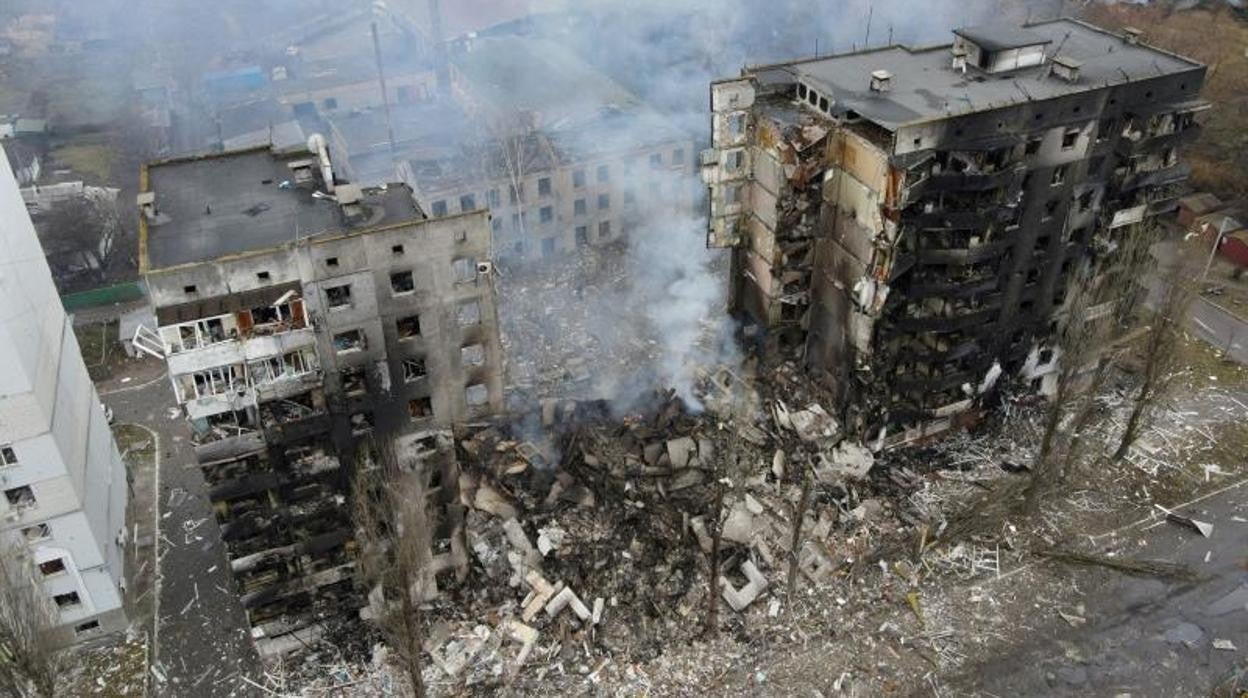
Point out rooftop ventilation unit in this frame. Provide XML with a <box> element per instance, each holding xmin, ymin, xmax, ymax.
<box><xmin>1050</xmin><ymin>55</ymin><xmax>1082</xmax><ymax>83</ymax></box>
<box><xmin>952</xmin><ymin>47</ymin><xmax>968</xmax><ymax>73</ymax></box>
<box><xmin>870</xmin><ymin>70</ymin><xmax>893</xmax><ymax>93</ymax></box>
<box><xmin>136</xmin><ymin>191</ymin><xmax>157</xmax><ymax>219</ymax></box>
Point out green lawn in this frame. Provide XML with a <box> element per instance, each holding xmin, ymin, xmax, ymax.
<box><xmin>74</xmin><ymin>321</ymin><xmax>126</xmax><ymax>382</ymax></box>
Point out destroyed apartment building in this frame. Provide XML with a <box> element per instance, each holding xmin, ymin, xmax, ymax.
<box><xmin>396</xmin><ymin>36</ymin><xmax>698</xmax><ymax>261</ymax></box>
<box><xmin>704</xmin><ymin>19</ymin><xmax>1207</xmax><ymax>447</ymax></box>
<box><xmin>132</xmin><ymin>136</ymin><xmax>504</xmax><ymax>655</ymax></box>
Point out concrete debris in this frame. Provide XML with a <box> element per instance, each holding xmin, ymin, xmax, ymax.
<box><xmin>521</xmin><ymin>571</ymin><xmax>558</xmax><ymax>622</ymax></box>
<box><xmin>536</xmin><ymin>524</ymin><xmax>565</xmax><ymax>556</ymax></box>
<box><xmin>543</xmin><ymin>586</ymin><xmax>585</xmax><ymax>622</ymax></box>
<box><xmin>666</xmin><ymin>436</ymin><xmax>697</xmax><ymax>468</ymax></box>
<box><xmin>822</xmin><ymin>440</ymin><xmax>875</xmax><ymax>481</ymax></box>
<box><xmin>720</xmin><ymin>560</ymin><xmax>769</xmax><ymax>612</ymax></box>
<box><xmin>782</xmin><ymin>402</ymin><xmax>839</xmax><ymax>442</ymax></box>
<box><xmin>506</xmin><ymin>620</ymin><xmax>540</xmax><ymax>671</ymax></box>
<box><xmin>474</xmin><ymin>482</ymin><xmax>519</xmax><ymax>520</ymax></box>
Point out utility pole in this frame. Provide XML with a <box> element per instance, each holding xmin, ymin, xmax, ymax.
<box><xmin>1201</xmin><ymin>216</ymin><xmax>1233</xmax><ymax>282</ymax></box>
<box><xmin>428</xmin><ymin>0</ymin><xmax>451</xmax><ymax>99</ymax></box>
<box><xmin>371</xmin><ymin>18</ymin><xmax>397</xmax><ymax>153</ymax></box>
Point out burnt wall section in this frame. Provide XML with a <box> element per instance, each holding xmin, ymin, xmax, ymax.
<box><xmin>706</xmin><ymin>20</ymin><xmax>1207</xmax><ymax>447</ymax></box>
<box><xmin>141</xmin><ymin>163</ymin><xmax>504</xmax><ymax>654</ymax></box>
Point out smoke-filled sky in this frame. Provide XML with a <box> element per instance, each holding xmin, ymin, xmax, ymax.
<box><xmin>0</xmin><ymin>0</ymin><xmax>1059</xmax><ymax>409</ymax></box>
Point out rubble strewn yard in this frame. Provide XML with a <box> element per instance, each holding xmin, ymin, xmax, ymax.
<box><xmin>9</xmin><ymin>3</ymin><xmax>1248</xmax><ymax>697</ymax></box>
<box><xmin>244</xmin><ymin>248</ymin><xmax>1248</xmax><ymax>695</ymax></box>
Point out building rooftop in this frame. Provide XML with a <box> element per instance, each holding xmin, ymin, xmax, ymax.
<box><xmin>952</xmin><ymin>24</ymin><xmax>1051</xmax><ymax>52</ymax></box>
<box><xmin>142</xmin><ymin>146</ymin><xmax>422</xmax><ymax>270</ymax></box>
<box><xmin>329</xmin><ymin>102</ymin><xmax>472</xmax><ymax>185</ymax></box>
<box><xmin>760</xmin><ymin>18</ymin><xmax>1204</xmax><ymax>131</ymax></box>
<box><xmin>452</xmin><ymin>36</ymin><xmax>643</xmax><ymax>129</ymax></box>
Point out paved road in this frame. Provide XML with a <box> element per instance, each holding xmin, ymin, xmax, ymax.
<box><xmin>1149</xmin><ymin>241</ymin><xmax>1248</xmax><ymax>365</ymax></box>
<box><xmin>950</xmin><ymin>479</ymin><xmax>1248</xmax><ymax>696</ymax></box>
<box><xmin>1189</xmin><ymin>296</ymin><xmax>1247</xmax><ymax>365</ymax></box>
<box><xmin>103</xmin><ymin>374</ymin><xmax>262</xmax><ymax>696</ymax></box>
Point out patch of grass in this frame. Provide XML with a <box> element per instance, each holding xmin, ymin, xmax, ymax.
<box><xmin>1081</xmin><ymin>5</ymin><xmax>1248</xmax><ymax>201</ymax></box>
<box><xmin>112</xmin><ymin>424</ymin><xmax>154</xmax><ymax>468</ymax></box>
<box><xmin>74</xmin><ymin>321</ymin><xmax>126</xmax><ymax>382</ymax></box>
<box><xmin>49</xmin><ymin>141</ymin><xmax>116</xmax><ymax>184</ymax></box>
<box><xmin>1173</xmin><ymin>333</ymin><xmax>1248</xmax><ymax>390</ymax></box>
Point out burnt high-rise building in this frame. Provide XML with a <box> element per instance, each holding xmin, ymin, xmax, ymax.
<box><xmin>704</xmin><ymin>19</ymin><xmax>1207</xmax><ymax>447</ymax></box>
<box><xmin>133</xmin><ymin>137</ymin><xmax>503</xmax><ymax>654</ymax></box>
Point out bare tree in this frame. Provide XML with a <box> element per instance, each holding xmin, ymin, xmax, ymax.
<box><xmin>704</xmin><ymin>478</ymin><xmax>723</xmax><ymax>638</ymax></box>
<box><xmin>33</xmin><ymin>194</ymin><xmax>123</xmax><ymax>289</ymax></box>
<box><xmin>1111</xmin><ymin>252</ymin><xmax>1194</xmax><ymax>462</ymax></box>
<box><xmin>1058</xmin><ymin>223</ymin><xmax>1158</xmax><ymax>475</ymax></box>
<box><xmin>1026</xmin><ymin>277</ymin><xmax>1101</xmax><ymax>508</ymax></box>
<box><xmin>478</xmin><ymin>110</ymin><xmax>558</xmax><ymax>254</ymax></box>
<box><xmin>0</xmin><ymin>539</ymin><xmax>63</xmax><ymax>698</ymax></box>
<box><xmin>354</xmin><ymin>437</ymin><xmax>433</xmax><ymax>698</ymax></box>
<box><xmin>785</xmin><ymin>458</ymin><xmax>813</xmax><ymax>607</ymax></box>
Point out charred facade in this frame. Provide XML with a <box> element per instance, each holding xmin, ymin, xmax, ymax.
<box><xmin>704</xmin><ymin>19</ymin><xmax>1207</xmax><ymax>447</ymax></box>
<box><xmin>134</xmin><ymin>140</ymin><xmax>503</xmax><ymax>654</ymax></box>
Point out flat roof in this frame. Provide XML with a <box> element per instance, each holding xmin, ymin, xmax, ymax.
<box><xmin>766</xmin><ymin>18</ymin><xmax>1204</xmax><ymax>131</ymax></box>
<box><xmin>143</xmin><ymin>147</ymin><xmax>422</xmax><ymax>270</ymax></box>
<box><xmin>330</xmin><ymin>102</ymin><xmax>471</xmax><ymax>185</ymax></box>
<box><xmin>953</xmin><ymin>24</ymin><xmax>1051</xmax><ymax>52</ymax></box>
<box><xmin>452</xmin><ymin>36</ymin><xmax>642</xmax><ymax>127</ymax></box>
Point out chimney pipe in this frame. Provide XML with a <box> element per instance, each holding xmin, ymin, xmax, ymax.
<box><xmin>307</xmin><ymin>134</ymin><xmax>336</xmax><ymax>194</ymax></box>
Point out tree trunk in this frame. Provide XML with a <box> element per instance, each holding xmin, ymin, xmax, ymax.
<box><xmin>786</xmin><ymin>463</ymin><xmax>813</xmax><ymax>606</ymax></box>
<box><xmin>1112</xmin><ymin>381</ymin><xmax>1151</xmax><ymax>462</ymax></box>
<box><xmin>706</xmin><ymin>483</ymin><xmax>724</xmax><ymax>638</ymax></box>
<box><xmin>1061</xmin><ymin>358</ymin><xmax>1112</xmax><ymax>477</ymax></box>
<box><xmin>399</xmin><ymin>560</ymin><xmax>426</xmax><ymax>698</ymax></box>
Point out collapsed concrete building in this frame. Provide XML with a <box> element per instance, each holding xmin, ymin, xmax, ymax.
<box><xmin>704</xmin><ymin>19</ymin><xmax>1207</xmax><ymax>446</ymax></box>
<box><xmin>133</xmin><ymin>138</ymin><xmax>503</xmax><ymax>654</ymax></box>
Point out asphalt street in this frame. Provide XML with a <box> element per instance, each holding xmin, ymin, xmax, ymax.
<box><xmin>950</xmin><ymin>479</ymin><xmax>1248</xmax><ymax>696</ymax></box>
<box><xmin>103</xmin><ymin>372</ymin><xmax>262</xmax><ymax>697</ymax></box>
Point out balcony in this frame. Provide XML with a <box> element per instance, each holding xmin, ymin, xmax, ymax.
<box><xmin>185</xmin><ymin>389</ymin><xmax>256</xmax><ymax>420</ymax></box>
<box><xmin>1113</xmin><ymin>123</ymin><xmax>1201</xmax><ymax>158</ymax></box>
<box><xmin>243</xmin><ymin>328</ymin><xmax>316</xmax><ymax>361</ymax></box>
<box><xmin>906</xmin><ymin>275</ymin><xmax>999</xmax><ymax>299</ymax></box>
<box><xmin>916</xmin><ymin>238</ymin><xmax>1012</xmax><ymax>265</ymax></box>
<box><xmin>892</xmin><ymin>366</ymin><xmax>980</xmax><ymax>393</ymax></box>
<box><xmin>167</xmin><ymin>340</ymin><xmax>244</xmax><ymax>378</ymax></box>
<box><xmin>1117</xmin><ymin>162</ymin><xmax>1191</xmax><ymax>192</ymax></box>
<box><xmin>254</xmin><ymin>370</ymin><xmax>323</xmax><ymax>402</ymax></box>
<box><xmin>903</xmin><ymin>166</ymin><xmax>1024</xmax><ymax>204</ymax></box>
<box><xmin>260</xmin><ymin>391</ymin><xmax>330</xmax><ymax>443</ymax></box>
<box><xmin>891</xmin><ymin>337</ymin><xmax>981</xmax><ymax>362</ymax></box>
<box><xmin>887</xmin><ymin>294</ymin><xmax>1002</xmax><ymax>333</ymax></box>
<box><xmin>195</xmin><ymin>430</ymin><xmax>266</xmax><ymax>463</ymax></box>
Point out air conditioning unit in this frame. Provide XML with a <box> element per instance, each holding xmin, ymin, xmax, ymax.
<box><xmin>476</xmin><ymin>262</ymin><xmax>494</xmax><ymax>275</ymax></box>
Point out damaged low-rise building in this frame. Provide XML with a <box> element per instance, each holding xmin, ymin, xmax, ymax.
<box><xmin>704</xmin><ymin>19</ymin><xmax>1207</xmax><ymax>446</ymax></box>
<box><xmin>397</xmin><ymin>36</ymin><xmax>699</xmax><ymax>261</ymax></box>
<box><xmin>133</xmin><ymin>136</ymin><xmax>504</xmax><ymax>654</ymax></box>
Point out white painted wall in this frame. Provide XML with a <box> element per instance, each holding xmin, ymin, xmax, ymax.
<box><xmin>0</xmin><ymin>146</ymin><xmax>128</xmax><ymax>641</ymax></box>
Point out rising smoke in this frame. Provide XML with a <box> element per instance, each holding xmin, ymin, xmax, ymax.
<box><xmin>493</xmin><ymin>0</ymin><xmax>1047</xmax><ymax>409</ymax></box>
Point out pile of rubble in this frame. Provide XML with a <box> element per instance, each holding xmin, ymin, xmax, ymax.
<box><xmin>496</xmin><ymin>244</ymin><xmax>650</xmax><ymax>400</ymax></box>
<box><xmin>391</xmin><ymin>366</ymin><xmax>928</xmax><ymax>692</ymax></box>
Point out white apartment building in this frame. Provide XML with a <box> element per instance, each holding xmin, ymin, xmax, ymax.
<box><xmin>0</xmin><ymin>148</ymin><xmax>128</xmax><ymax>644</ymax></box>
